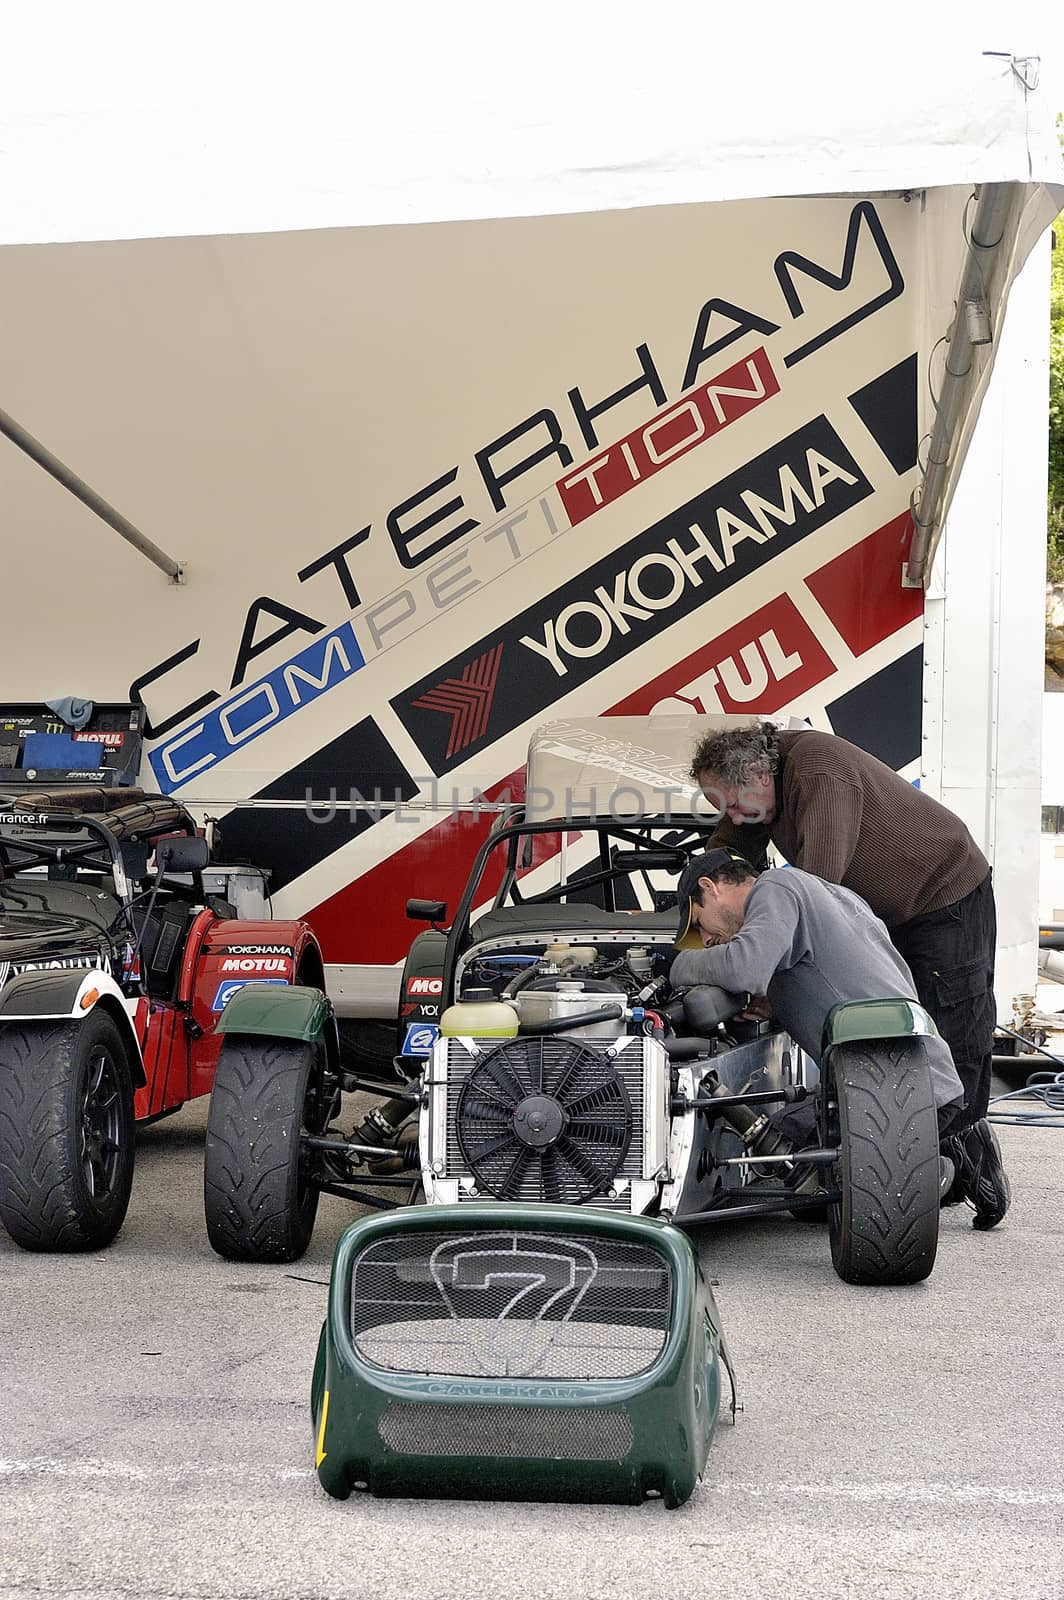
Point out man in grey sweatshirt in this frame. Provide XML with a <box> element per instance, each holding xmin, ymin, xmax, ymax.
<box><xmin>670</xmin><ymin>848</ymin><xmax>964</xmax><ymax>1122</ymax></box>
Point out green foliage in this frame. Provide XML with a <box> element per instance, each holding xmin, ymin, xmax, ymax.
<box><xmin>1050</xmin><ymin>120</ymin><xmax>1064</xmax><ymax>582</ymax></box>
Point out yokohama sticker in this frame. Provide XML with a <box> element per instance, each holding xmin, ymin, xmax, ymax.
<box><xmin>12</xmin><ymin>954</ymin><xmax>101</xmax><ymax>975</ymax></box>
<box><xmin>392</xmin><ymin>415</ymin><xmax>872</xmax><ymax>773</ymax></box>
<box><xmin>222</xmin><ymin>944</ymin><xmax>295</xmax><ymax>956</ymax></box>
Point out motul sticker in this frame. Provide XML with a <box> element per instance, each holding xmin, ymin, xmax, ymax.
<box><xmin>220</xmin><ymin>957</ymin><xmax>292</xmax><ymax>973</ymax></box>
<box><xmin>72</xmin><ymin>731</ymin><xmax>125</xmax><ymax>746</ymax></box>
<box><xmin>406</xmin><ymin>976</ymin><xmax>443</xmax><ymax>995</ymax></box>
<box><xmin>393</xmin><ymin>416</ymin><xmax>872</xmax><ymax>773</ymax></box>
<box><xmin>608</xmin><ymin>594</ymin><xmax>835</xmax><ymax>715</ymax></box>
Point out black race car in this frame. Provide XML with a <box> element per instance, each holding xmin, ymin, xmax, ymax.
<box><xmin>0</xmin><ymin>786</ymin><xmax>322</xmax><ymax>1252</ymax></box>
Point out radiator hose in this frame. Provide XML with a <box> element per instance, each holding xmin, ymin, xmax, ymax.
<box><xmin>517</xmin><ymin>1004</ymin><xmax>625</xmax><ymax>1035</ymax></box>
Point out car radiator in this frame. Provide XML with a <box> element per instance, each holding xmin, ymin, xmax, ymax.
<box><xmin>421</xmin><ymin>1035</ymin><xmax>667</xmax><ymax>1212</ymax></box>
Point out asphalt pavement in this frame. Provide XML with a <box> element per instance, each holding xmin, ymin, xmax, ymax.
<box><xmin>1</xmin><ymin>1078</ymin><xmax>1062</xmax><ymax>1600</ymax></box>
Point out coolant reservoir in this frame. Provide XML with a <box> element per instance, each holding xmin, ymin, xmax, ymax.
<box><xmin>626</xmin><ymin>947</ymin><xmax>653</xmax><ymax>980</ymax></box>
<box><xmin>543</xmin><ymin>943</ymin><xmax>598</xmax><ymax>969</ymax></box>
<box><xmin>440</xmin><ymin>986</ymin><xmax>519</xmax><ymax>1038</ymax></box>
<box><xmin>513</xmin><ymin>979</ymin><xmax>626</xmax><ymax>1039</ymax></box>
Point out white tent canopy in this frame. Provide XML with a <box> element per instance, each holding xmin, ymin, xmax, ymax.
<box><xmin>0</xmin><ymin>2</ymin><xmax>1062</xmax><ymax>604</ymax></box>
<box><xmin>1</xmin><ymin>7</ymin><xmax>1062</xmax><ymax>244</ymax></box>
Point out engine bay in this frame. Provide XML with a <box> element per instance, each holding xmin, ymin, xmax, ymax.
<box><xmin>398</xmin><ymin>934</ymin><xmax>814</xmax><ymax>1217</ymax></box>
<box><xmin>455</xmin><ymin>933</ymin><xmax>757</xmax><ymax>1045</ymax></box>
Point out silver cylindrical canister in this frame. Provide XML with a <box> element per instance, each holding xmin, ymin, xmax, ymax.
<box><xmin>513</xmin><ymin>979</ymin><xmax>626</xmax><ymax>1039</ymax></box>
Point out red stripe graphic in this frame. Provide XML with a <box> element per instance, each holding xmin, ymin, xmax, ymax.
<box><xmin>607</xmin><ymin>595</ymin><xmax>833</xmax><ymax>716</ymax></box>
<box><xmin>805</xmin><ymin>511</ymin><xmax>922</xmax><ymax>655</ymax></box>
<box><xmin>411</xmin><ymin>644</ymin><xmax>504</xmax><ymax>759</ymax></box>
<box><xmin>556</xmin><ymin>345</ymin><xmax>779</xmax><ymax>526</ymax></box>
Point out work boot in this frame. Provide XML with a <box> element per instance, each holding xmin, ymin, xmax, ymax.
<box><xmin>940</xmin><ymin>1153</ymin><xmax>967</xmax><ymax>1207</ymax></box>
<box><xmin>942</xmin><ymin>1119</ymin><xmax>1011</xmax><ymax>1230</ymax></box>
<box><xmin>938</xmin><ymin>1153</ymin><xmax>956</xmax><ymax>1204</ymax></box>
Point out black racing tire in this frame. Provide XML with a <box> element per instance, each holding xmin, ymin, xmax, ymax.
<box><xmin>203</xmin><ymin>1036</ymin><xmax>323</xmax><ymax>1263</ymax></box>
<box><xmin>826</xmin><ymin>1041</ymin><xmax>940</xmax><ymax>1285</ymax></box>
<box><xmin>0</xmin><ymin>1012</ymin><xmax>136</xmax><ymax>1252</ymax></box>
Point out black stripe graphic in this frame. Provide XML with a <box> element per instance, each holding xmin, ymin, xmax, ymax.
<box><xmin>215</xmin><ymin>718</ymin><xmax>416</xmax><ymax>894</ymax></box>
<box><xmin>848</xmin><ymin>354</ymin><xmax>918</xmax><ymax>476</ymax></box>
<box><xmin>393</xmin><ymin>415</ymin><xmax>873</xmax><ymax>775</ymax></box>
<box><xmin>826</xmin><ymin>647</ymin><xmax>922</xmax><ymax>771</ymax></box>
<box><xmin>777</xmin><ymin>201</ymin><xmax>905</xmax><ymax>368</ymax></box>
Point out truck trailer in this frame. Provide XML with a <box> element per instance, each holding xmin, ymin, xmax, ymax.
<box><xmin>1</xmin><ymin>31</ymin><xmax>1062</xmax><ymax>1045</ymax></box>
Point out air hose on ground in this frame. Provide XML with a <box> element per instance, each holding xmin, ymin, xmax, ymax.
<box><xmin>987</xmin><ymin>1025</ymin><xmax>1064</xmax><ymax>1129</ymax></box>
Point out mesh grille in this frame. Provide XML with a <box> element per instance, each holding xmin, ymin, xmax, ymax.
<box><xmin>351</xmin><ymin>1228</ymin><xmax>672</xmax><ymax>1379</ymax></box>
<box><xmin>377</xmin><ymin>1403</ymin><xmax>634</xmax><ymax>1461</ymax></box>
<box><xmin>443</xmin><ymin>1037</ymin><xmax>645</xmax><ymax>1205</ymax></box>
<box><xmin>456</xmin><ymin>1037</ymin><xmax>632</xmax><ymax>1204</ymax></box>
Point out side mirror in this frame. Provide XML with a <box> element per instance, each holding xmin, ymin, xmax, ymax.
<box><xmin>157</xmin><ymin>834</ymin><xmax>210</xmax><ymax>874</ymax></box>
<box><xmin>406</xmin><ymin>898</ymin><xmax>447</xmax><ymax>923</ymax></box>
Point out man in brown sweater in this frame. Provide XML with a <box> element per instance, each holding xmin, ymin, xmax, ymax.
<box><xmin>691</xmin><ymin>721</ymin><xmax>1009</xmax><ymax>1230</ymax></box>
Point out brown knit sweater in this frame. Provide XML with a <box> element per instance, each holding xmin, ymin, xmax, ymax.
<box><xmin>706</xmin><ymin>730</ymin><xmax>988</xmax><ymax>927</ymax></box>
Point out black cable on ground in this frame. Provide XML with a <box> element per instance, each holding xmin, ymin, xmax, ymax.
<box><xmin>987</xmin><ymin>1025</ymin><xmax>1064</xmax><ymax>1129</ymax></box>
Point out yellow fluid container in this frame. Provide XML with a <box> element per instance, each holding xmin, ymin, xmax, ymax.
<box><xmin>439</xmin><ymin>987</ymin><xmax>519</xmax><ymax>1038</ymax></box>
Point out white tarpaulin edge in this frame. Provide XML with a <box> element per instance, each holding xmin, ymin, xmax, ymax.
<box><xmin>1</xmin><ymin>4</ymin><xmax>1063</xmax><ymax>245</ymax></box>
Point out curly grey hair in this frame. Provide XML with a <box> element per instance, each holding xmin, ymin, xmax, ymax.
<box><xmin>688</xmin><ymin>721</ymin><xmax>780</xmax><ymax>787</ymax></box>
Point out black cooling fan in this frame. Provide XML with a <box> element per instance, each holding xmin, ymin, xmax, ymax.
<box><xmin>455</xmin><ymin>1036</ymin><xmax>633</xmax><ymax>1203</ymax></box>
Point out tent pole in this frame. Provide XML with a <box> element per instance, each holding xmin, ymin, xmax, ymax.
<box><xmin>0</xmin><ymin>406</ymin><xmax>185</xmax><ymax>583</ymax></box>
<box><xmin>904</xmin><ymin>182</ymin><xmax>1017</xmax><ymax>589</ymax></box>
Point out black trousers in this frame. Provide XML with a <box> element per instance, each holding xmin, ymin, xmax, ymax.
<box><xmin>889</xmin><ymin>873</ymin><xmax>997</xmax><ymax>1139</ymax></box>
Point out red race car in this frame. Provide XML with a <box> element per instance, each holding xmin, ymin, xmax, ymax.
<box><xmin>0</xmin><ymin>787</ymin><xmax>323</xmax><ymax>1252</ymax></box>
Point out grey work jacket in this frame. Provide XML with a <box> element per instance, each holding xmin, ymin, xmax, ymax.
<box><xmin>670</xmin><ymin>869</ymin><xmax>962</xmax><ymax>1109</ymax></box>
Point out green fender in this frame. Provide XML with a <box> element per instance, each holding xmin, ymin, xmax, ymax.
<box><xmin>214</xmin><ymin>982</ymin><xmax>333</xmax><ymax>1042</ymax></box>
<box><xmin>821</xmin><ymin>998</ymin><xmax>938</xmax><ymax>1062</ymax></box>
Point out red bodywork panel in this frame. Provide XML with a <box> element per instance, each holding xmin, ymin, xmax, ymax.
<box><xmin>131</xmin><ymin>914</ymin><xmax>320</xmax><ymax>1121</ymax></box>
